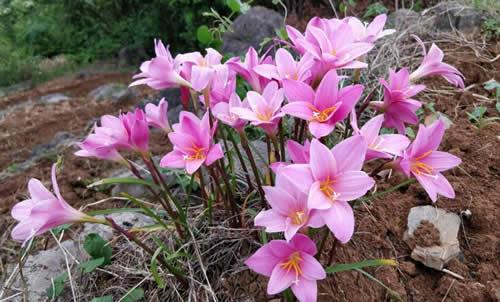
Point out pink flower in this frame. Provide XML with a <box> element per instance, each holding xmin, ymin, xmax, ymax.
<box><xmin>227</xmin><ymin>47</ymin><xmax>272</xmax><ymax>92</ymax></box>
<box><xmin>279</xmin><ymin>137</ymin><xmax>374</xmax><ymax>243</ymax></box>
<box><xmin>353</xmin><ymin>114</ymin><xmax>410</xmax><ymax>161</ymax></box>
<box><xmin>145</xmin><ymin>98</ymin><xmax>172</xmax><ymax>133</ymax></box>
<box><xmin>398</xmin><ymin>120</ymin><xmax>461</xmax><ymax>202</ymax></box>
<box><xmin>282</xmin><ymin>70</ymin><xmax>363</xmax><ymax>138</ymax></box>
<box><xmin>160</xmin><ymin>111</ymin><xmax>224</xmax><ymax>174</ymax></box>
<box><xmin>231</xmin><ymin>81</ymin><xmax>285</xmax><ymax>135</ymax></box>
<box><xmin>371</xmin><ymin>68</ymin><xmax>426</xmax><ymax>134</ymax></box>
<box><xmin>199</xmin><ymin>71</ymin><xmax>237</xmax><ymax>108</ymax></box>
<box><xmin>130</xmin><ymin>39</ymin><xmax>190</xmax><ymax>89</ymax></box>
<box><xmin>256</xmin><ymin>172</ymin><xmax>323</xmax><ymax>241</ymax></box>
<box><xmin>345</xmin><ymin>14</ymin><xmax>395</xmax><ymax>43</ymax></box>
<box><xmin>410</xmin><ymin>39</ymin><xmax>464</xmax><ymax>88</ymax></box>
<box><xmin>76</xmin><ymin>109</ymin><xmax>149</xmax><ymax>158</ymax></box>
<box><xmin>269</xmin><ymin>140</ymin><xmax>311</xmax><ymax>174</ymax></box>
<box><xmin>177</xmin><ymin>48</ymin><xmax>228</xmax><ymax>92</ymax></box>
<box><xmin>245</xmin><ymin>234</ymin><xmax>326</xmax><ymax>302</ymax></box>
<box><xmin>11</xmin><ymin>164</ymin><xmax>97</xmax><ymax>243</ymax></box>
<box><xmin>254</xmin><ymin>48</ymin><xmax>314</xmax><ymax>84</ymax></box>
<box><xmin>212</xmin><ymin>93</ymin><xmax>248</xmax><ymax>132</ymax></box>
<box><xmin>286</xmin><ymin>21</ymin><xmax>373</xmax><ymax>70</ymax></box>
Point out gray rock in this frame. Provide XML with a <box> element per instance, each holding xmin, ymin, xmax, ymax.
<box><xmin>404</xmin><ymin>205</ymin><xmax>461</xmax><ymax>270</ymax></box>
<box><xmin>3</xmin><ymin>213</ymin><xmax>155</xmax><ymax>301</ymax></box>
<box><xmin>222</xmin><ymin>6</ymin><xmax>283</xmax><ymax>56</ymax></box>
<box><xmin>39</xmin><ymin>93</ymin><xmax>70</xmax><ymax>105</ymax></box>
<box><xmin>88</xmin><ymin>83</ymin><xmax>138</xmax><ymax>104</ymax></box>
<box><xmin>231</xmin><ymin>140</ymin><xmax>276</xmax><ymax>183</ymax></box>
<box><xmin>387</xmin><ymin>9</ymin><xmax>420</xmax><ymax>32</ymax></box>
<box><xmin>426</xmin><ymin>2</ymin><xmax>485</xmax><ymax>33</ymax></box>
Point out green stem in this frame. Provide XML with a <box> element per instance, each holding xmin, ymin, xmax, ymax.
<box><xmin>226</xmin><ymin>128</ymin><xmax>254</xmax><ymax>192</ymax></box>
<box><xmin>357</xmin><ymin>178</ymin><xmax>416</xmax><ymax>205</ymax></box>
<box><xmin>278</xmin><ymin>121</ymin><xmax>286</xmax><ymax>161</ymax></box>
<box><xmin>239</xmin><ymin>131</ymin><xmax>267</xmax><ymax>208</ymax></box>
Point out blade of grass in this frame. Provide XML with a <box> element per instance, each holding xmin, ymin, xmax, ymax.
<box><xmin>326</xmin><ymin>258</ymin><xmax>397</xmax><ymax>274</ymax></box>
<box><xmin>355</xmin><ymin>268</ymin><xmax>403</xmax><ymax>301</ymax></box>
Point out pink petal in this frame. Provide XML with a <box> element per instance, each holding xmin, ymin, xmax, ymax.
<box><xmin>333</xmin><ymin>171</ymin><xmax>375</xmax><ymax>201</ymax></box>
<box><xmin>277</xmin><ymin>164</ymin><xmax>314</xmax><ymax>194</ymax></box>
<box><xmin>300</xmin><ymin>253</ymin><xmax>326</xmax><ymax>280</ymax></box>
<box><xmin>185</xmin><ymin>158</ymin><xmax>204</xmax><ymax>174</ymax></box>
<box><xmin>310</xmin><ymin>139</ymin><xmax>337</xmax><ymax>180</ymax></box>
<box><xmin>205</xmin><ymin>144</ymin><xmax>224</xmax><ymax>166</ymax></box>
<box><xmin>376</xmin><ymin>134</ymin><xmax>411</xmax><ymax>156</ymax></box>
<box><xmin>314</xmin><ymin>70</ymin><xmax>339</xmax><ymax>109</ymax></box>
<box><xmin>420</xmin><ymin>151</ymin><xmax>461</xmax><ymax>172</ymax></box>
<box><xmin>290</xmin><ymin>233</ymin><xmax>318</xmax><ymax>255</ymax></box>
<box><xmin>308</xmin><ymin>121</ymin><xmax>336</xmax><ymax>138</ymax></box>
<box><xmin>433</xmin><ymin>172</ymin><xmax>455</xmax><ymax>199</ymax></box>
<box><xmin>268</xmin><ymin>265</ymin><xmax>296</xmax><ymax>295</ymax></box>
<box><xmin>291</xmin><ymin>279</ymin><xmax>317</xmax><ymax>302</ymax></box>
<box><xmin>282</xmin><ymin>102</ymin><xmax>314</xmax><ymax>120</ymax></box>
<box><xmin>255</xmin><ymin>209</ymin><xmax>287</xmax><ymax>233</ymax></box>
<box><xmin>323</xmin><ymin>200</ymin><xmax>355</xmax><ymax>243</ymax></box>
<box><xmin>283</xmin><ymin>79</ymin><xmax>315</xmax><ymax>103</ymax></box>
<box><xmin>245</xmin><ymin>244</ymin><xmax>282</xmax><ymax>277</ymax></box>
<box><xmin>414</xmin><ymin>173</ymin><xmax>438</xmax><ymax>202</ymax></box>
<box><xmin>308</xmin><ymin>181</ymin><xmax>334</xmax><ymax>210</ymax></box>
<box><xmin>28</xmin><ymin>179</ymin><xmax>55</xmax><ymax>202</ymax></box>
<box><xmin>263</xmin><ymin>186</ymin><xmax>297</xmax><ymax>216</ymax></box>
<box><xmin>284</xmin><ymin>222</ymin><xmax>302</xmax><ymax>242</ymax></box>
<box><xmin>11</xmin><ymin>199</ymin><xmax>35</xmax><ymax>221</ymax></box>
<box><xmin>360</xmin><ymin>115</ymin><xmax>385</xmax><ymax>143</ymax></box>
<box><xmin>160</xmin><ymin>150</ymin><xmax>186</xmax><ymax>169</ymax></box>
<box><xmin>331</xmin><ymin>135</ymin><xmax>367</xmax><ymax>172</ymax></box>
<box><xmin>254</xmin><ymin>64</ymin><xmax>280</xmax><ymax>80</ymax></box>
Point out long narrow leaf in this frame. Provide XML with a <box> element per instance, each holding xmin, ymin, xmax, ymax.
<box><xmin>87</xmin><ymin>207</ymin><xmax>145</xmax><ymax>216</ymax></box>
<box><xmin>121</xmin><ymin>193</ymin><xmax>169</xmax><ymax>229</ymax></box>
<box><xmin>87</xmin><ymin>177</ymin><xmax>159</xmax><ymax>190</ymax></box>
<box><xmin>151</xmin><ymin>247</ymin><xmax>166</xmax><ymax>289</ymax></box>
<box><xmin>355</xmin><ymin>268</ymin><xmax>403</xmax><ymax>301</ymax></box>
<box><xmin>326</xmin><ymin>258</ymin><xmax>397</xmax><ymax>274</ymax></box>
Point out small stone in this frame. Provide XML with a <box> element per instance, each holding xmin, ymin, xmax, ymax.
<box><xmin>222</xmin><ymin>6</ymin><xmax>283</xmax><ymax>56</ymax></box>
<box><xmin>88</xmin><ymin>83</ymin><xmax>137</xmax><ymax>103</ymax></box>
<box><xmin>80</xmin><ymin>212</ymin><xmax>156</xmax><ymax>241</ymax></box>
<box><xmin>404</xmin><ymin>205</ymin><xmax>461</xmax><ymax>270</ymax></box>
<box><xmin>39</xmin><ymin>93</ymin><xmax>70</xmax><ymax>105</ymax></box>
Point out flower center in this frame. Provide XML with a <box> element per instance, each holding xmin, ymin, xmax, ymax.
<box><xmin>280</xmin><ymin>251</ymin><xmax>303</xmax><ymax>281</ymax></box>
<box><xmin>256</xmin><ymin>110</ymin><xmax>272</xmax><ymax>122</ymax></box>
<box><xmin>289</xmin><ymin>210</ymin><xmax>307</xmax><ymax>225</ymax></box>
<box><xmin>320</xmin><ymin>179</ymin><xmax>340</xmax><ymax>201</ymax></box>
<box><xmin>410</xmin><ymin>150</ymin><xmax>433</xmax><ymax>176</ymax></box>
<box><xmin>184</xmin><ymin>145</ymin><xmax>206</xmax><ymax>161</ymax></box>
<box><xmin>308</xmin><ymin>105</ymin><xmax>337</xmax><ymax>123</ymax></box>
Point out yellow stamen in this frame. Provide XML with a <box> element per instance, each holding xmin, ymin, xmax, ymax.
<box><xmin>256</xmin><ymin>110</ymin><xmax>272</xmax><ymax>122</ymax></box>
<box><xmin>289</xmin><ymin>211</ymin><xmax>307</xmax><ymax>225</ymax></box>
<box><xmin>184</xmin><ymin>144</ymin><xmax>206</xmax><ymax>161</ymax></box>
<box><xmin>411</xmin><ymin>150</ymin><xmax>433</xmax><ymax>175</ymax></box>
<box><xmin>307</xmin><ymin>104</ymin><xmax>337</xmax><ymax>123</ymax></box>
<box><xmin>280</xmin><ymin>251</ymin><xmax>303</xmax><ymax>281</ymax></box>
<box><xmin>320</xmin><ymin>178</ymin><xmax>339</xmax><ymax>202</ymax></box>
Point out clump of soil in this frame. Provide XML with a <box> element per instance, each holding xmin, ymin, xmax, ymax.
<box><xmin>412</xmin><ymin>220</ymin><xmax>441</xmax><ymax>248</ymax></box>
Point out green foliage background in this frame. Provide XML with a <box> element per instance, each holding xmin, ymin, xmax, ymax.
<box><xmin>0</xmin><ymin>0</ymin><xmax>236</xmax><ymax>86</ymax></box>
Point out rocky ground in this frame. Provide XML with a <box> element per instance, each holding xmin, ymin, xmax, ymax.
<box><xmin>0</xmin><ymin>2</ymin><xmax>499</xmax><ymax>302</ymax></box>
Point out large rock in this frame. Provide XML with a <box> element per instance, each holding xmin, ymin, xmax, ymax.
<box><xmin>39</xmin><ymin>93</ymin><xmax>70</xmax><ymax>105</ymax></box>
<box><xmin>4</xmin><ymin>213</ymin><xmax>155</xmax><ymax>301</ymax></box>
<box><xmin>404</xmin><ymin>205</ymin><xmax>461</xmax><ymax>270</ymax></box>
<box><xmin>88</xmin><ymin>83</ymin><xmax>138</xmax><ymax>104</ymax></box>
<box><xmin>425</xmin><ymin>1</ymin><xmax>485</xmax><ymax>33</ymax></box>
<box><xmin>222</xmin><ymin>6</ymin><xmax>283</xmax><ymax>56</ymax></box>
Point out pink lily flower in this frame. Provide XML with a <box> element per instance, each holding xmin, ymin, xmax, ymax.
<box><xmin>371</xmin><ymin>68</ymin><xmax>426</xmax><ymax>134</ymax></box>
<box><xmin>145</xmin><ymin>98</ymin><xmax>172</xmax><ymax>133</ymax></box>
<box><xmin>231</xmin><ymin>81</ymin><xmax>285</xmax><ymax>135</ymax></box>
<box><xmin>212</xmin><ymin>93</ymin><xmax>248</xmax><ymax>132</ymax></box>
<box><xmin>287</xmin><ymin>22</ymin><xmax>373</xmax><ymax>70</ymax></box>
<box><xmin>199</xmin><ymin>71</ymin><xmax>237</xmax><ymax>108</ymax></box>
<box><xmin>282</xmin><ymin>70</ymin><xmax>363</xmax><ymax>138</ymax></box>
<box><xmin>279</xmin><ymin>137</ymin><xmax>374</xmax><ymax>243</ymax></box>
<box><xmin>11</xmin><ymin>164</ymin><xmax>100</xmax><ymax>243</ymax></box>
<box><xmin>226</xmin><ymin>47</ymin><xmax>272</xmax><ymax>92</ymax></box>
<box><xmin>398</xmin><ymin>120</ymin><xmax>461</xmax><ymax>202</ymax></box>
<box><xmin>352</xmin><ymin>114</ymin><xmax>410</xmax><ymax>161</ymax></box>
<box><xmin>76</xmin><ymin>109</ymin><xmax>149</xmax><ymax>158</ymax></box>
<box><xmin>177</xmin><ymin>48</ymin><xmax>228</xmax><ymax>92</ymax></box>
<box><xmin>254</xmin><ymin>48</ymin><xmax>314</xmax><ymax>84</ymax></box>
<box><xmin>410</xmin><ymin>39</ymin><xmax>464</xmax><ymax>88</ymax></box>
<box><xmin>256</xmin><ymin>171</ymin><xmax>323</xmax><ymax>241</ymax></box>
<box><xmin>74</xmin><ymin>133</ymin><xmax>124</xmax><ymax>162</ymax></box>
<box><xmin>160</xmin><ymin>111</ymin><xmax>224</xmax><ymax>174</ymax></box>
<box><xmin>344</xmin><ymin>14</ymin><xmax>395</xmax><ymax>43</ymax></box>
<box><xmin>130</xmin><ymin>39</ymin><xmax>191</xmax><ymax>89</ymax></box>
<box><xmin>245</xmin><ymin>234</ymin><xmax>326</xmax><ymax>302</ymax></box>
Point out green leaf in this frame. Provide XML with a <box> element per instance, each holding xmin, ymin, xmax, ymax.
<box><xmin>197</xmin><ymin>25</ymin><xmax>212</xmax><ymax>44</ymax></box>
<box><xmin>121</xmin><ymin>193</ymin><xmax>169</xmax><ymax>230</ymax></box>
<box><xmin>83</xmin><ymin>233</ymin><xmax>112</xmax><ymax>265</ymax></box>
<box><xmin>405</xmin><ymin>127</ymin><xmax>415</xmax><ymax>139</ymax></box>
<box><xmin>484</xmin><ymin>80</ymin><xmax>500</xmax><ymax>91</ymax></box>
<box><xmin>496</xmin><ymin>101</ymin><xmax>500</xmax><ymax>113</ymax></box>
<box><xmin>363</xmin><ymin>2</ymin><xmax>388</xmax><ymax>18</ymax></box>
<box><xmin>45</xmin><ymin>272</ymin><xmax>68</xmax><ymax>299</ymax></box>
<box><xmin>91</xmin><ymin>296</ymin><xmax>113</xmax><ymax>302</ymax></box>
<box><xmin>51</xmin><ymin>223</ymin><xmax>72</xmax><ymax>236</ymax></box>
<box><xmin>122</xmin><ymin>288</ymin><xmax>144</xmax><ymax>302</ymax></box>
<box><xmin>326</xmin><ymin>258</ymin><xmax>398</xmax><ymax>274</ymax></box>
<box><xmin>79</xmin><ymin>257</ymin><xmax>105</xmax><ymax>273</ymax></box>
<box><xmin>87</xmin><ymin>177</ymin><xmax>159</xmax><ymax>190</ymax></box>
<box><xmin>470</xmin><ymin>106</ymin><xmax>487</xmax><ymax>119</ymax></box>
<box><xmin>87</xmin><ymin>207</ymin><xmax>145</xmax><ymax>216</ymax></box>
<box><xmin>151</xmin><ymin>247</ymin><xmax>166</xmax><ymax>289</ymax></box>
<box><xmin>226</xmin><ymin>0</ymin><xmax>241</xmax><ymax>13</ymax></box>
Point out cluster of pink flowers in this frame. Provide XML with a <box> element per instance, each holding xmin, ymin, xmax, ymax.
<box><xmin>10</xmin><ymin>13</ymin><xmax>464</xmax><ymax>302</ymax></box>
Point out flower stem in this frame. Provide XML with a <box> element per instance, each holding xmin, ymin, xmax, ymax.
<box><xmin>239</xmin><ymin>131</ymin><xmax>267</xmax><ymax>208</ymax></box>
<box><xmin>357</xmin><ymin>178</ymin><xmax>417</xmax><ymax>206</ymax></box>
<box><xmin>226</xmin><ymin>128</ymin><xmax>254</xmax><ymax>193</ymax></box>
<box><xmin>105</xmin><ymin>217</ymin><xmax>188</xmax><ymax>287</ymax></box>
<box><xmin>278</xmin><ymin>121</ymin><xmax>286</xmax><ymax>161</ymax></box>
<box><xmin>216</xmin><ymin>161</ymin><xmax>242</xmax><ymax>228</ymax></box>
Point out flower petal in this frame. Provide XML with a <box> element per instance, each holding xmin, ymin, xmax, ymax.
<box><xmin>323</xmin><ymin>201</ymin><xmax>355</xmax><ymax>243</ymax></box>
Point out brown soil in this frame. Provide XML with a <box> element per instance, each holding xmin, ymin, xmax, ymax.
<box><xmin>1</xmin><ymin>10</ymin><xmax>499</xmax><ymax>302</ymax></box>
<box><xmin>412</xmin><ymin>220</ymin><xmax>441</xmax><ymax>248</ymax></box>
